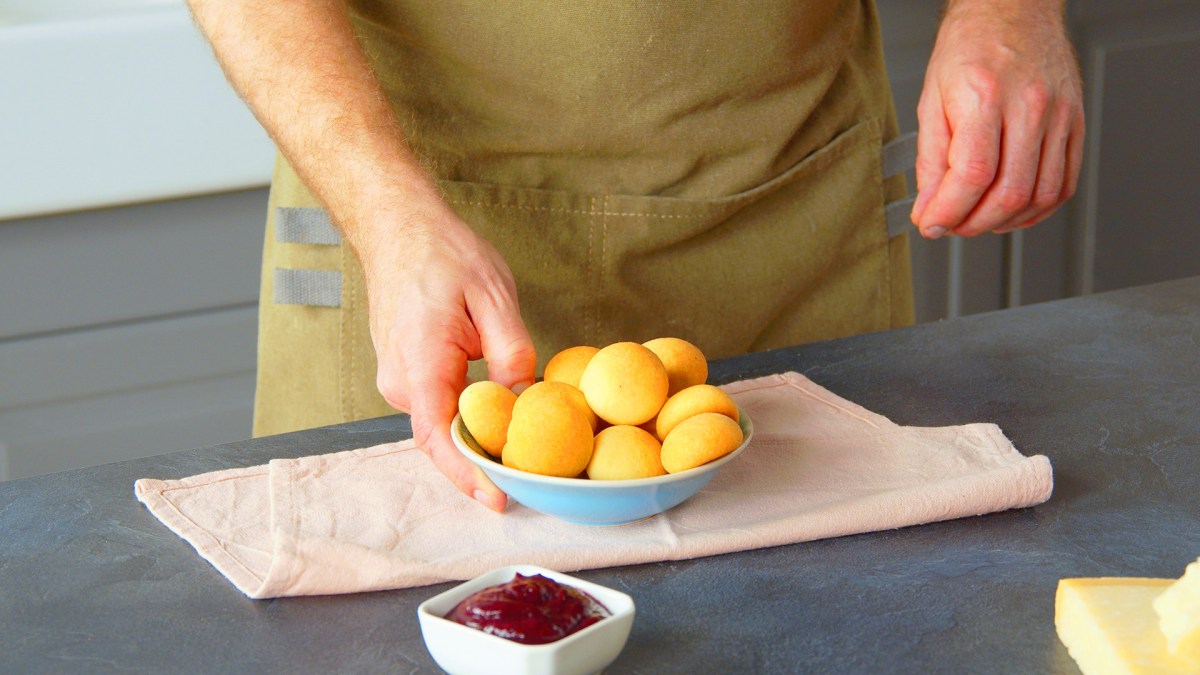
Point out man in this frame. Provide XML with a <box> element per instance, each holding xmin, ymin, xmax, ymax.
<box><xmin>186</xmin><ymin>1</ymin><xmax>1083</xmax><ymax>512</ymax></box>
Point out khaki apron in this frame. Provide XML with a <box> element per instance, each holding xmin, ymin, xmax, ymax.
<box><xmin>253</xmin><ymin>0</ymin><xmax>915</xmax><ymax>437</ymax></box>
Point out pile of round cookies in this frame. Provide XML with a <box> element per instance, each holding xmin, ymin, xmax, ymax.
<box><xmin>458</xmin><ymin>338</ymin><xmax>745</xmax><ymax>480</ymax></box>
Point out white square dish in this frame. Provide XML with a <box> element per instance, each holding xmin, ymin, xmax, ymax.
<box><xmin>417</xmin><ymin>564</ymin><xmax>635</xmax><ymax>675</ymax></box>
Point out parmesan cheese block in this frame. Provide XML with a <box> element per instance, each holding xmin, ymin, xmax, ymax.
<box><xmin>1154</xmin><ymin>558</ymin><xmax>1200</xmax><ymax>659</ymax></box>
<box><xmin>1055</xmin><ymin>578</ymin><xmax>1200</xmax><ymax>674</ymax></box>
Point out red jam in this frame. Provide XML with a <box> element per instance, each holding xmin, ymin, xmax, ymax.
<box><xmin>445</xmin><ymin>573</ymin><xmax>610</xmax><ymax>645</ymax></box>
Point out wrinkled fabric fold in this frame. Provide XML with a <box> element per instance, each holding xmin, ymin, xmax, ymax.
<box><xmin>135</xmin><ymin>372</ymin><xmax>1053</xmax><ymax>599</ymax></box>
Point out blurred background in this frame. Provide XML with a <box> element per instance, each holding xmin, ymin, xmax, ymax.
<box><xmin>1</xmin><ymin>0</ymin><xmax>1197</xmax><ymax>481</ymax></box>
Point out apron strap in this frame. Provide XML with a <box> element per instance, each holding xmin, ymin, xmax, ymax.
<box><xmin>882</xmin><ymin>132</ymin><xmax>918</xmax><ymax>238</ymax></box>
<box><xmin>273</xmin><ymin>268</ymin><xmax>342</xmax><ymax>307</ymax></box>
<box><xmin>885</xmin><ymin>195</ymin><xmax>917</xmax><ymax>238</ymax></box>
<box><xmin>275</xmin><ymin>207</ymin><xmax>342</xmax><ymax>245</ymax></box>
<box><xmin>881</xmin><ymin>132</ymin><xmax>917</xmax><ymax>181</ymax></box>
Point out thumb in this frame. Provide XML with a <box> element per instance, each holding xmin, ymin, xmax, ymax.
<box><xmin>473</xmin><ymin>294</ymin><xmax>537</xmax><ymax>392</ymax></box>
<box><xmin>407</xmin><ymin>341</ymin><xmax>508</xmax><ymax>512</ymax></box>
<box><xmin>913</xmin><ymin>89</ymin><xmax>951</xmax><ymax>236</ymax></box>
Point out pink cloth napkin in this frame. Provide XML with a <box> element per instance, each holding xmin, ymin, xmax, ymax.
<box><xmin>135</xmin><ymin>372</ymin><xmax>1053</xmax><ymax>598</ymax></box>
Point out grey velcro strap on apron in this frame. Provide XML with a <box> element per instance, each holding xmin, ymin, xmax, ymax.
<box><xmin>276</xmin><ymin>207</ymin><xmax>342</xmax><ymax>245</ymax></box>
<box><xmin>882</xmin><ymin>132</ymin><xmax>919</xmax><ymax>237</ymax></box>
<box><xmin>885</xmin><ymin>195</ymin><xmax>917</xmax><ymax>239</ymax></box>
<box><xmin>274</xmin><ymin>268</ymin><xmax>342</xmax><ymax>307</ymax></box>
<box><xmin>881</xmin><ymin>132</ymin><xmax>917</xmax><ymax>181</ymax></box>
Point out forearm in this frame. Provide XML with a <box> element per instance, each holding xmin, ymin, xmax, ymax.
<box><xmin>939</xmin><ymin>0</ymin><xmax>1067</xmax><ymax>38</ymax></box>
<box><xmin>943</xmin><ymin>0</ymin><xmax>1066</xmax><ymax>18</ymax></box>
<box><xmin>185</xmin><ymin>0</ymin><xmax>445</xmax><ymax>256</ymax></box>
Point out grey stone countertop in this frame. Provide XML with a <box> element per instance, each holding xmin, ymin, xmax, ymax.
<box><xmin>3</xmin><ymin>277</ymin><xmax>1199</xmax><ymax>674</ymax></box>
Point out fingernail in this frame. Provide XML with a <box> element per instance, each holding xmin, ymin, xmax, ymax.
<box><xmin>925</xmin><ymin>226</ymin><xmax>948</xmax><ymax>239</ymax></box>
<box><xmin>473</xmin><ymin>489</ymin><xmax>495</xmax><ymax>509</ymax></box>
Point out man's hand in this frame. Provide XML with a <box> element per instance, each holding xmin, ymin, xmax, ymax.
<box><xmin>185</xmin><ymin>0</ymin><xmax>535</xmax><ymax>510</ymax></box>
<box><xmin>358</xmin><ymin>204</ymin><xmax>537</xmax><ymax>513</ymax></box>
<box><xmin>911</xmin><ymin>0</ymin><xmax>1085</xmax><ymax>238</ymax></box>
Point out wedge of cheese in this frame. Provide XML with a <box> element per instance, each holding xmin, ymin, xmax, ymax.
<box><xmin>1055</xmin><ymin>578</ymin><xmax>1200</xmax><ymax>674</ymax></box>
<box><xmin>1154</xmin><ymin>558</ymin><xmax>1200</xmax><ymax>659</ymax></box>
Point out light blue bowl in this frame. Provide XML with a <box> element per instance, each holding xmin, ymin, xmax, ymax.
<box><xmin>451</xmin><ymin>409</ymin><xmax>753</xmax><ymax>526</ymax></box>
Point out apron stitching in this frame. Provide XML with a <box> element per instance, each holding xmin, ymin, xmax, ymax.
<box><xmin>587</xmin><ymin>196</ymin><xmax>596</xmax><ymax>345</ymax></box>
<box><xmin>440</xmin><ymin>125</ymin><xmax>869</xmax><ymax>221</ymax></box>
<box><xmin>342</xmin><ymin>242</ymin><xmax>356</xmax><ymax>422</ymax></box>
<box><xmin>600</xmin><ymin>195</ymin><xmax>609</xmax><ymax>343</ymax></box>
<box><xmin>443</xmin><ymin>200</ymin><xmax>708</xmax><ymax>219</ymax></box>
<box><xmin>882</xmin><ymin>200</ymin><xmax>894</xmax><ymax>328</ymax></box>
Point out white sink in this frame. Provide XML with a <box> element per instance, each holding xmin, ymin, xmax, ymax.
<box><xmin>0</xmin><ymin>0</ymin><xmax>276</xmax><ymax>220</ymax></box>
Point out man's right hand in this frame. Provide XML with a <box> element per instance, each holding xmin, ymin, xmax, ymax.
<box><xmin>357</xmin><ymin>201</ymin><xmax>537</xmax><ymax>512</ymax></box>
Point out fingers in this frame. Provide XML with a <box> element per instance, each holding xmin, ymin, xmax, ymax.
<box><xmin>1004</xmin><ymin>98</ymin><xmax>1075</xmax><ymax>230</ymax></box>
<box><xmin>952</xmin><ymin>95</ymin><xmax>1046</xmax><ymax>237</ymax></box>
<box><xmin>914</xmin><ymin>93</ymin><xmax>1002</xmax><ymax>237</ymax></box>
<box><xmin>406</xmin><ymin>338</ymin><xmax>508</xmax><ymax>512</ymax></box>
<box><xmin>912</xmin><ymin>87</ymin><xmax>951</xmax><ymax>238</ymax></box>
<box><xmin>1000</xmin><ymin>99</ymin><xmax>1084</xmax><ymax>231</ymax></box>
<box><xmin>915</xmin><ymin>89</ymin><xmax>1085</xmax><ymax>238</ymax></box>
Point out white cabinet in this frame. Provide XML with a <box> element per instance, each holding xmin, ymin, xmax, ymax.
<box><xmin>0</xmin><ymin>2</ymin><xmax>272</xmax><ymax>481</ymax></box>
<box><xmin>0</xmin><ymin>191</ymin><xmax>266</xmax><ymax>480</ymax></box>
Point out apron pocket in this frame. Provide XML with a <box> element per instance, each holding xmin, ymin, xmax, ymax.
<box><xmin>438</xmin><ymin>117</ymin><xmax>892</xmax><ymax>364</ymax></box>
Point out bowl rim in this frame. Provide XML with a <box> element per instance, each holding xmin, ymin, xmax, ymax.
<box><xmin>451</xmin><ymin>405</ymin><xmax>753</xmax><ymax>488</ymax></box>
<box><xmin>416</xmin><ymin>564</ymin><xmax>635</xmax><ymax>652</ymax></box>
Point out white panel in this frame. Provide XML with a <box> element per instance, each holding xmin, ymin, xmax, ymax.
<box><xmin>0</xmin><ymin>2</ymin><xmax>275</xmax><ymax>220</ymax></box>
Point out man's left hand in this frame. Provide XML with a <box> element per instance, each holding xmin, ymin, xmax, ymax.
<box><xmin>911</xmin><ymin>0</ymin><xmax>1085</xmax><ymax>239</ymax></box>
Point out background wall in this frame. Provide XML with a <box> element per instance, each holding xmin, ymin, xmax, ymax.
<box><xmin>1</xmin><ymin>0</ymin><xmax>1197</xmax><ymax>481</ymax></box>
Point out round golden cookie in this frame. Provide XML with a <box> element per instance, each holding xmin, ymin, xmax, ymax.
<box><xmin>543</xmin><ymin>345</ymin><xmax>600</xmax><ymax>390</ymax></box>
<box><xmin>660</xmin><ymin>412</ymin><xmax>744</xmax><ymax>474</ymax></box>
<box><xmin>458</xmin><ymin>381</ymin><xmax>517</xmax><ymax>458</ymax></box>
<box><xmin>503</xmin><ymin>396</ymin><xmax>594</xmax><ymax>478</ymax></box>
<box><xmin>514</xmin><ymin>380</ymin><xmax>599</xmax><ymax>431</ymax></box>
<box><xmin>642</xmin><ymin>337</ymin><xmax>708</xmax><ymax>396</ymax></box>
<box><xmin>586</xmin><ymin>425</ymin><xmax>666</xmax><ymax>480</ymax></box>
<box><xmin>655</xmin><ymin>384</ymin><xmax>739</xmax><ymax>441</ymax></box>
<box><xmin>578</xmin><ymin>342</ymin><xmax>669</xmax><ymax>426</ymax></box>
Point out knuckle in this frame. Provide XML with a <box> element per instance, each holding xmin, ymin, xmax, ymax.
<box><xmin>954</xmin><ymin>158</ymin><xmax>998</xmax><ymax>190</ymax></box>
<box><xmin>503</xmin><ymin>339</ymin><xmax>538</xmax><ymax>371</ymax></box>
<box><xmin>1033</xmin><ymin>189</ymin><xmax>1061</xmax><ymax>210</ymax></box>
<box><xmin>1022</xmin><ymin>84</ymin><xmax>1052</xmax><ymax>116</ymax></box>
<box><xmin>996</xmin><ymin>184</ymin><xmax>1033</xmax><ymax>213</ymax></box>
<box><xmin>965</xmin><ymin>67</ymin><xmax>1001</xmax><ymax>106</ymax></box>
<box><xmin>409</xmin><ymin>415</ymin><xmax>437</xmax><ymax>452</ymax></box>
<box><xmin>914</xmin><ymin>155</ymin><xmax>941</xmax><ymax>178</ymax></box>
<box><xmin>376</xmin><ymin>371</ymin><xmax>410</xmax><ymax>411</ymax></box>
<box><xmin>1056</xmin><ymin>99</ymin><xmax>1081</xmax><ymax>123</ymax></box>
<box><xmin>916</xmin><ymin>94</ymin><xmax>937</xmax><ymax>120</ymax></box>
